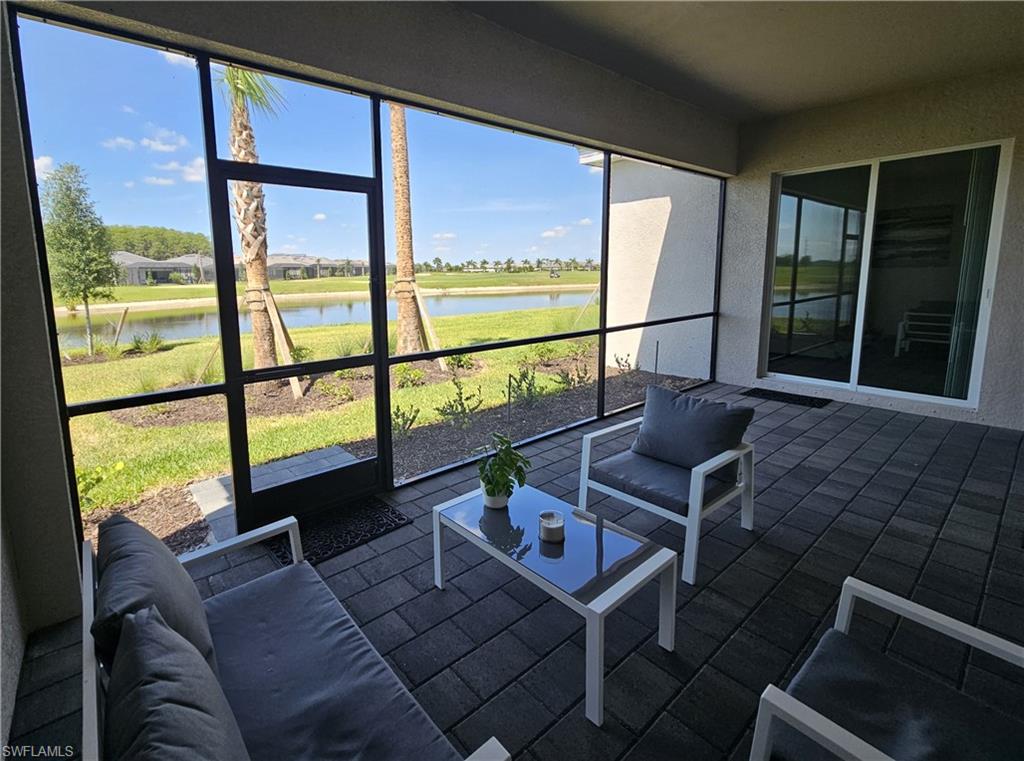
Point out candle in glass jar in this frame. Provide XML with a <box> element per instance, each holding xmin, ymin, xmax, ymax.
<box><xmin>538</xmin><ymin>510</ymin><xmax>565</xmax><ymax>543</ymax></box>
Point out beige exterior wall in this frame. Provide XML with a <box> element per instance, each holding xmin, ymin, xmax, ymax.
<box><xmin>605</xmin><ymin>158</ymin><xmax>720</xmax><ymax>380</ymax></box>
<box><xmin>719</xmin><ymin>69</ymin><xmax>1024</xmax><ymax>428</ymax></box>
<box><xmin>2</xmin><ymin>524</ymin><xmax>26</xmax><ymax>743</ymax></box>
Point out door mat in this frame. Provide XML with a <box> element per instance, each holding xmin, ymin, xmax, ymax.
<box><xmin>740</xmin><ymin>388</ymin><xmax>832</xmax><ymax>408</ymax></box>
<box><xmin>265</xmin><ymin>495</ymin><xmax>410</xmax><ymax>566</ymax></box>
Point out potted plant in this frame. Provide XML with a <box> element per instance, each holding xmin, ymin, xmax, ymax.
<box><xmin>478</xmin><ymin>433</ymin><xmax>530</xmax><ymax>509</ymax></box>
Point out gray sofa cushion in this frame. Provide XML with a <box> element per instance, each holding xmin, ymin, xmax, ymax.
<box><xmin>632</xmin><ymin>387</ymin><xmax>753</xmax><ymax>480</ymax></box>
<box><xmin>590</xmin><ymin>449</ymin><xmax>733</xmax><ymax>515</ymax></box>
<box><xmin>105</xmin><ymin>606</ymin><xmax>250</xmax><ymax>761</ymax></box>
<box><xmin>773</xmin><ymin>628</ymin><xmax>1024</xmax><ymax>761</ymax></box>
<box><xmin>203</xmin><ymin>561</ymin><xmax>461</xmax><ymax>761</ymax></box>
<box><xmin>92</xmin><ymin>515</ymin><xmax>217</xmax><ymax>673</ymax></box>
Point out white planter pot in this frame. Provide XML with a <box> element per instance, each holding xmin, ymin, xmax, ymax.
<box><xmin>480</xmin><ymin>480</ymin><xmax>510</xmax><ymax>509</ymax></box>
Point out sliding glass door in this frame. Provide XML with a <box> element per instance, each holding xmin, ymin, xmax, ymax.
<box><xmin>765</xmin><ymin>144</ymin><xmax>1007</xmax><ymax>404</ymax></box>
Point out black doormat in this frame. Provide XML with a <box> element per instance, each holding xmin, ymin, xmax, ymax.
<box><xmin>265</xmin><ymin>495</ymin><xmax>410</xmax><ymax>566</ymax></box>
<box><xmin>740</xmin><ymin>388</ymin><xmax>833</xmax><ymax>408</ymax></box>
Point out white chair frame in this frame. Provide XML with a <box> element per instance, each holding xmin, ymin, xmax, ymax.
<box><xmin>81</xmin><ymin>517</ymin><xmax>509</xmax><ymax>761</ymax></box>
<box><xmin>577</xmin><ymin>416</ymin><xmax>754</xmax><ymax>584</ymax></box>
<box><xmin>749</xmin><ymin>577</ymin><xmax>1024</xmax><ymax>761</ymax></box>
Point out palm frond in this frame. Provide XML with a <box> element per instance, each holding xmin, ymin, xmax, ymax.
<box><xmin>217</xmin><ymin>66</ymin><xmax>285</xmax><ymax>116</ymax></box>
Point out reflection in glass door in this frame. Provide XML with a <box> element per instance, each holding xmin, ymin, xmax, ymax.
<box><xmin>857</xmin><ymin>146</ymin><xmax>1000</xmax><ymax>399</ymax></box>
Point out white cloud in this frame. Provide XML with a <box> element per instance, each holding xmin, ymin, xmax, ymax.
<box><xmin>154</xmin><ymin>157</ymin><xmax>205</xmax><ymax>182</ymax></box>
<box><xmin>34</xmin><ymin>155</ymin><xmax>54</xmax><ymax>178</ymax></box>
<box><xmin>121</xmin><ymin>105</ymin><xmax>137</xmax><ymax>115</ymax></box>
<box><xmin>277</xmin><ymin>244</ymin><xmax>300</xmax><ymax>254</ymax></box>
<box><xmin>102</xmin><ymin>136</ymin><xmax>136</xmax><ymax>151</ymax></box>
<box><xmin>576</xmin><ymin>217</ymin><xmax>593</xmax><ymax>226</ymax></box>
<box><xmin>123</xmin><ymin>181</ymin><xmax>136</xmax><ymax>188</ymax></box>
<box><xmin>527</xmin><ymin>245</ymin><xmax>540</xmax><ymax>253</ymax></box>
<box><xmin>432</xmin><ymin>232</ymin><xmax>457</xmax><ymax>240</ymax></box>
<box><xmin>312</xmin><ymin>212</ymin><xmax>327</xmax><ymax>221</ymax></box>
<box><xmin>141</xmin><ymin>125</ymin><xmax>188</xmax><ymax>153</ymax></box>
<box><xmin>541</xmin><ymin>225</ymin><xmax>569</xmax><ymax>238</ymax></box>
<box><xmin>160</xmin><ymin>51</ymin><xmax>193</xmax><ymax>68</ymax></box>
<box><xmin>143</xmin><ymin>176</ymin><xmax>175</xmax><ymax>186</ymax></box>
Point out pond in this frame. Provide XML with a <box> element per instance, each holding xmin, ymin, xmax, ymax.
<box><xmin>55</xmin><ymin>289</ymin><xmax>597</xmax><ymax>347</ymax></box>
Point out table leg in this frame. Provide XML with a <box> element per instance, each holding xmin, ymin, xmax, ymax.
<box><xmin>433</xmin><ymin>510</ymin><xmax>444</xmax><ymax>590</ymax></box>
<box><xmin>585</xmin><ymin>612</ymin><xmax>605</xmax><ymax>726</ymax></box>
<box><xmin>659</xmin><ymin>558</ymin><xmax>677</xmax><ymax>651</ymax></box>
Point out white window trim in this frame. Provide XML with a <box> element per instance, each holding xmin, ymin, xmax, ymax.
<box><xmin>760</xmin><ymin>138</ymin><xmax>1015</xmax><ymax>410</ymax></box>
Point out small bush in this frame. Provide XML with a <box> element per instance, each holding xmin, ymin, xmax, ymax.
<box><xmin>314</xmin><ymin>378</ymin><xmax>354</xmax><ymax>402</ymax></box>
<box><xmin>435</xmin><ymin>373</ymin><xmax>483</xmax><ymax>429</ymax></box>
<box><xmin>392</xmin><ymin>404</ymin><xmax>420</xmax><ymax>439</ymax></box>
<box><xmin>506</xmin><ymin>364</ymin><xmax>541</xmax><ymax>406</ymax></box>
<box><xmin>529</xmin><ymin>342</ymin><xmax>558</xmax><ymax>366</ymax></box>
<box><xmin>95</xmin><ymin>341</ymin><xmax>124</xmax><ymax>360</ymax></box>
<box><xmin>394</xmin><ymin>364</ymin><xmax>426</xmax><ymax>388</ymax></box>
<box><xmin>556</xmin><ymin>340</ymin><xmax>593</xmax><ymax>389</ymax></box>
<box><xmin>446</xmin><ymin>353</ymin><xmax>474</xmax><ymax>371</ymax></box>
<box><xmin>168</xmin><ymin>272</ymin><xmax>187</xmax><ymax>285</ymax></box>
<box><xmin>334</xmin><ymin>368</ymin><xmax>357</xmax><ymax>381</ymax></box>
<box><xmin>145</xmin><ymin>274</ymin><xmax>156</xmax><ymax>286</ymax></box>
<box><xmin>76</xmin><ymin>461</ymin><xmax>124</xmax><ymax>511</ymax></box>
<box><xmin>130</xmin><ymin>331</ymin><xmax>165</xmax><ymax>354</ymax></box>
<box><xmin>289</xmin><ymin>345</ymin><xmax>314</xmax><ymax>363</ymax></box>
<box><xmin>335</xmin><ymin>333</ymin><xmax>372</xmax><ymax>358</ymax></box>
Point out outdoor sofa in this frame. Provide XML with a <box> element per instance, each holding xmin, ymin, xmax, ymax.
<box><xmin>82</xmin><ymin>514</ymin><xmax>509</xmax><ymax>761</ymax></box>
<box><xmin>750</xmin><ymin>576</ymin><xmax>1024</xmax><ymax>761</ymax></box>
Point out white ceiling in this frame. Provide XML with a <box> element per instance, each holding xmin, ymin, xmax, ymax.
<box><xmin>466</xmin><ymin>2</ymin><xmax>1024</xmax><ymax>122</ymax></box>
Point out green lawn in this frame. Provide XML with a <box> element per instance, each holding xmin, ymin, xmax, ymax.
<box><xmin>57</xmin><ymin>270</ymin><xmax>600</xmax><ymax>307</ymax></box>
<box><xmin>67</xmin><ymin>304</ymin><xmax>598</xmax><ymax>509</ymax></box>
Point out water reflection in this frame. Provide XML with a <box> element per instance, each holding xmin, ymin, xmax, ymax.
<box><xmin>478</xmin><ymin>507</ymin><xmax>532</xmax><ymax>561</ymax></box>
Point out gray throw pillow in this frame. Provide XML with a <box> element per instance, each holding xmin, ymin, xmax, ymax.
<box><xmin>105</xmin><ymin>606</ymin><xmax>250</xmax><ymax>761</ymax></box>
<box><xmin>631</xmin><ymin>386</ymin><xmax>753</xmax><ymax>480</ymax></box>
<box><xmin>92</xmin><ymin>515</ymin><xmax>217</xmax><ymax>674</ymax></box>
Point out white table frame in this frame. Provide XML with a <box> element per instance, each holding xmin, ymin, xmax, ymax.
<box><xmin>432</xmin><ymin>489</ymin><xmax>678</xmax><ymax>726</ymax></box>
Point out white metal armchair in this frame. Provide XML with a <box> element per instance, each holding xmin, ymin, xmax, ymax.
<box><xmin>578</xmin><ymin>413</ymin><xmax>754</xmax><ymax>585</ymax></box>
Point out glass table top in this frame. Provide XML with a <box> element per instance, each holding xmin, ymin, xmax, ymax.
<box><xmin>439</xmin><ymin>486</ymin><xmax>664</xmax><ymax>605</ymax></box>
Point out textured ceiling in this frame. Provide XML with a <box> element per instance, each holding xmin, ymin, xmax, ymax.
<box><xmin>466</xmin><ymin>2</ymin><xmax>1024</xmax><ymax>121</ymax></box>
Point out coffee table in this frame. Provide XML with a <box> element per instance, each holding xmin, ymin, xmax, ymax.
<box><xmin>432</xmin><ymin>485</ymin><xmax>677</xmax><ymax>726</ymax></box>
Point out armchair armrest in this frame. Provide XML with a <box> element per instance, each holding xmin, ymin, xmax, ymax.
<box><xmin>691</xmin><ymin>442</ymin><xmax>753</xmax><ymax>481</ymax></box>
<box><xmin>749</xmin><ymin>685</ymin><xmax>895</xmax><ymax>761</ymax></box>
<box><xmin>464</xmin><ymin>737</ymin><xmax>511</xmax><ymax>761</ymax></box>
<box><xmin>835</xmin><ymin>577</ymin><xmax>1024</xmax><ymax>666</ymax></box>
<box><xmin>178</xmin><ymin>516</ymin><xmax>303</xmax><ymax>570</ymax></box>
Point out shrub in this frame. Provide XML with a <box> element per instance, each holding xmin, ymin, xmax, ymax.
<box><xmin>314</xmin><ymin>378</ymin><xmax>354</xmax><ymax>402</ymax></box>
<box><xmin>130</xmin><ymin>331</ymin><xmax>165</xmax><ymax>354</ymax></box>
<box><xmin>168</xmin><ymin>272</ymin><xmax>187</xmax><ymax>285</ymax></box>
<box><xmin>529</xmin><ymin>342</ymin><xmax>558</xmax><ymax>366</ymax></box>
<box><xmin>435</xmin><ymin>373</ymin><xmax>483</xmax><ymax>429</ymax></box>
<box><xmin>506</xmin><ymin>364</ymin><xmax>541</xmax><ymax>406</ymax></box>
<box><xmin>446</xmin><ymin>353</ymin><xmax>474</xmax><ymax>371</ymax></box>
<box><xmin>76</xmin><ymin>461</ymin><xmax>124</xmax><ymax>511</ymax></box>
<box><xmin>391</xmin><ymin>404</ymin><xmax>420</xmax><ymax>439</ymax></box>
<box><xmin>289</xmin><ymin>344</ymin><xmax>314</xmax><ymax>363</ymax></box>
<box><xmin>556</xmin><ymin>341</ymin><xmax>593</xmax><ymax>389</ymax></box>
<box><xmin>145</xmin><ymin>274</ymin><xmax>156</xmax><ymax>286</ymax></box>
<box><xmin>335</xmin><ymin>333</ymin><xmax>372</xmax><ymax>358</ymax></box>
<box><xmin>394</xmin><ymin>364</ymin><xmax>426</xmax><ymax>388</ymax></box>
<box><xmin>95</xmin><ymin>341</ymin><xmax>124</xmax><ymax>360</ymax></box>
<box><xmin>334</xmin><ymin>368</ymin><xmax>356</xmax><ymax>381</ymax></box>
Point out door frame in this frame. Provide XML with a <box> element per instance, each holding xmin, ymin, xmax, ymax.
<box><xmin>761</xmin><ymin>138</ymin><xmax>1015</xmax><ymax>409</ymax></box>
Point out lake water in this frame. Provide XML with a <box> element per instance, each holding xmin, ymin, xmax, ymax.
<box><xmin>56</xmin><ymin>290</ymin><xmax>596</xmax><ymax>347</ymax></box>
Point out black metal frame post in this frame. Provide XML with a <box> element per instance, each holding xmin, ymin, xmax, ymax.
<box><xmin>596</xmin><ymin>151</ymin><xmax>612</xmax><ymax>417</ymax></box>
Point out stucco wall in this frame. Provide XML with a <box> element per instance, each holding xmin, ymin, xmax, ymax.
<box><xmin>604</xmin><ymin>158</ymin><xmax>720</xmax><ymax>380</ymax></box>
<box><xmin>1</xmin><ymin>523</ymin><xmax>26</xmax><ymax>743</ymax></box>
<box><xmin>45</xmin><ymin>1</ymin><xmax>737</xmax><ymax>175</ymax></box>
<box><xmin>719</xmin><ymin>69</ymin><xmax>1024</xmax><ymax>428</ymax></box>
<box><xmin>1</xmin><ymin>11</ymin><xmax>82</xmax><ymax>641</ymax></box>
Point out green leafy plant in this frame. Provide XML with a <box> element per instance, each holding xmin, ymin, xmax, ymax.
<box><xmin>130</xmin><ymin>331</ymin><xmax>165</xmax><ymax>354</ymax></box>
<box><xmin>314</xmin><ymin>378</ymin><xmax>354</xmax><ymax>402</ymax></box>
<box><xmin>95</xmin><ymin>341</ymin><xmax>124</xmax><ymax>361</ymax></box>
<box><xmin>145</xmin><ymin>274</ymin><xmax>156</xmax><ymax>286</ymax></box>
<box><xmin>168</xmin><ymin>272</ymin><xmax>187</xmax><ymax>285</ymax></box>
<box><xmin>529</xmin><ymin>342</ymin><xmax>558</xmax><ymax>366</ymax></box>
<box><xmin>289</xmin><ymin>344</ymin><xmax>314</xmax><ymax>363</ymax></box>
<box><xmin>76</xmin><ymin>461</ymin><xmax>125</xmax><ymax>511</ymax></box>
<box><xmin>334</xmin><ymin>368</ymin><xmax>357</xmax><ymax>381</ymax></box>
<box><xmin>478</xmin><ymin>433</ymin><xmax>531</xmax><ymax>499</ymax></box>
<box><xmin>335</xmin><ymin>333</ymin><xmax>372</xmax><ymax>358</ymax></box>
<box><xmin>394</xmin><ymin>364</ymin><xmax>426</xmax><ymax>388</ymax></box>
<box><xmin>506</xmin><ymin>364</ymin><xmax>541</xmax><ymax>406</ymax></box>
<box><xmin>391</xmin><ymin>404</ymin><xmax>420</xmax><ymax>439</ymax></box>
<box><xmin>446</xmin><ymin>352</ymin><xmax>474</xmax><ymax>371</ymax></box>
<box><xmin>435</xmin><ymin>373</ymin><xmax>483</xmax><ymax>429</ymax></box>
<box><xmin>134</xmin><ymin>372</ymin><xmax>160</xmax><ymax>394</ymax></box>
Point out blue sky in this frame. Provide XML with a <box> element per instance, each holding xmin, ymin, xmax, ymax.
<box><xmin>19</xmin><ymin>18</ymin><xmax>602</xmax><ymax>265</ymax></box>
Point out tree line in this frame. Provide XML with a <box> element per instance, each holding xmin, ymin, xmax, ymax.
<box><xmin>106</xmin><ymin>225</ymin><xmax>211</xmax><ymax>260</ymax></box>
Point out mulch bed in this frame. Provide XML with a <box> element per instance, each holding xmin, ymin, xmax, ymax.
<box><xmin>82</xmin><ymin>486</ymin><xmax>210</xmax><ymax>555</ymax></box>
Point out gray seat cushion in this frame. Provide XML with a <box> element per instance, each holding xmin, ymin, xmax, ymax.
<box><xmin>590</xmin><ymin>449</ymin><xmax>734</xmax><ymax>515</ymax></box>
<box><xmin>93</xmin><ymin>515</ymin><xmax>217</xmax><ymax>673</ymax></box>
<box><xmin>632</xmin><ymin>386</ymin><xmax>753</xmax><ymax>480</ymax></box>
<box><xmin>203</xmin><ymin>562</ymin><xmax>461</xmax><ymax>761</ymax></box>
<box><xmin>773</xmin><ymin>628</ymin><xmax>1024</xmax><ymax>761</ymax></box>
<box><xmin>105</xmin><ymin>606</ymin><xmax>250</xmax><ymax>761</ymax></box>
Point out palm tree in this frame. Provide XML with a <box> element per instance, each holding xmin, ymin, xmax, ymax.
<box><xmin>567</xmin><ymin>257</ymin><xmax>579</xmax><ymax>271</ymax></box>
<box><xmin>465</xmin><ymin>259</ymin><xmax>478</xmax><ymax>270</ymax></box>
<box><xmin>220</xmin><ymin>66</ymin><xmax>283</xmax><ymax>368</ymax></box>
<box><xmin>503</xmin><ymin>257</ymin><xmax>515</xmax><ymax>272</ymax></box>
<box><xmin>534</xmin><ymin>257</ymin><xmax>544</xmax><ymax>271</ymax></box>
<box><xmin>390</xmin><ymin>104</ymin><xmax>425</xmax><ymax>355</ymax></box>
<box><xmin>520</xmin><ymin>258</ymin><xmax>531</xmax><ymax>271</ymax></box>
<box><xmin>585</xmin><ymin>257</ymin><xmax>595</xmax><ymax>271</ymax></box>
<box><xmin>480</xmin><ymin>258</ymin><xmax>490</xmax><ymax>270</ymax></box>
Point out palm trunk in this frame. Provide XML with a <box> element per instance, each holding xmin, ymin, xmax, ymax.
<box><xmin>230</xmin><ymin>99</ymin><xmax>277</xmax><ymax>368</ymax></box>
<box><xmin>83</xmin><ymin>296</ymin><xmax>94</xmax><ymax>356</ymax></box>
<box><xmin>389</xmin><ymin>104</ymin><xmax>425</xmax><ymax>355</ymax></box>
